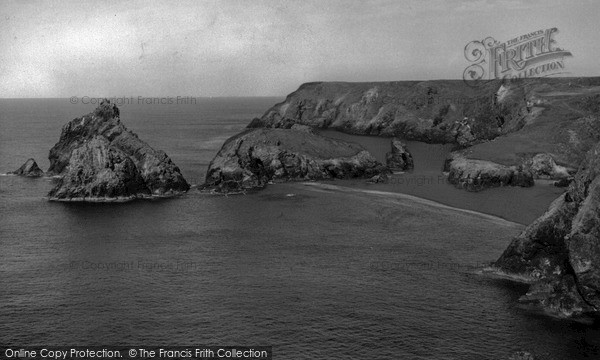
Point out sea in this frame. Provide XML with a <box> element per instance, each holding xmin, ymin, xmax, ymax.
<box><xmin>0</xmin><ymin>98</ymin><xmax>598</xmax><ymax>360</ymax></box>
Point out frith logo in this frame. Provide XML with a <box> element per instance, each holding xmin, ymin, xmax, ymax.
<box><xmin>463</xmin><ymin>28</ymin><xmax>572</xmax><ymax>86</ymax></box>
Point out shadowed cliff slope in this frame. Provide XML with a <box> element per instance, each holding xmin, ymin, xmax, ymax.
<box><xmin>493</xmin><ymin>142</ymin><xmax>600</xmax><ymax>318</ymax></box>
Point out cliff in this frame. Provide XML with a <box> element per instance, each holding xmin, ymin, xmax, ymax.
<box><xmin>202</xmin><ymin>128</ymin><xmax>388</xmax><ymax>193</ymax></box>
<box><xmin>492</xmin><ymin>142</ymin><xmax>600</xmax><ymax>317</ymax></box>
<box><xmin>248</xmin><ymin>80</ymin><xmax>534</xmax><ymax>144</ymax></box>
<box><xmin>47</xmin><ymin>100</ymin><xmax>189</xmax><ymax>201</ymax></box>
<box><xmin>249</xmin><ymin>78</ymin><xmax>600</xmax><ymax>190</ymax></box>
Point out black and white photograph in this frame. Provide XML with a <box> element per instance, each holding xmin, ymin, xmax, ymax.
<box><xmin>1</xmin><ymin>1</ymin><xmax>600</xmax><ymax>359</ymax></box>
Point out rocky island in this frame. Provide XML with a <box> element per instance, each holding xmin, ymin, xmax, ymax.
<box><xmin>47</xmin><ymin>100</ymin><xmax>190</xmax><ymax>201</ymax></box>
<box><xmin>9</xmin><ymin>158</ymin><xmax>44</xmax><ymax>177</ymax></box>
<box><xmin>202</xmin><ymin>128</ymin><xmax>388</xmax><ymax>193</ymax></box>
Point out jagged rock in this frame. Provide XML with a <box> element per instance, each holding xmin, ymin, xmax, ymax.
<box><xmin>48</xmin><ymin>137</ymin><xmax>150</xmax><ymax>201</ymax></box>
<box><xmin>524</xmin><ymin>153</ymin><xmax>570</xmax><ymax>179</ymax></box>
<box><xmin>444</xmin><ymin>153</ymin><xmax>534</xmax><ymax>191</ymax></box>
<box><xmin>202</xmin><ymin>128</ymin><xmax>389</xmax><ymax>193</ymax></box>
<box><xmin>47</xmin><ymin>99</ymin><xmax>189</xmax><ymax>201</ymax></box>
<box><xmin>493</xmin><ymin>142</ymin><xmax>600</xmax><ymax>317</ymax></box>
<box><xmin>385</xmin><ymin>138</ymin><xmax>413</xmax><ymax>171</ymax></box>
<box><xmin>9</xmin><ymin>158</ymin><xmax>44</xmax><ymax>177</ymax></box>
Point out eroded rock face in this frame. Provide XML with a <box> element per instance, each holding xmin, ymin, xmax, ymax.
<box><xmin>385</xmin><ymin>138</ymin><xmax>413</xmax><ymax>171</ymax></box>
<box><xmin>524</xmin><ymin>153</ymin><xmax>571</xmax><ymax>179</ymax></box>
<box><xmin>47</xmin><ymin>100</ymin><xmax>189</xmax><ymax>201</ymax></box>
<box><xmin>202</xmin><ymin>128</ymin><xmax>388</xmax><ymax>193</ymax></box>
<box><xmin>444</xmin><ymin>153</ymin><xmax>534</xmax><ymax>191</ymax></box>
<box><xmin>247</xmin><ymin>80</ymin><xmax>529</xmax><ymax>145</ymax></box>
<box><xmin>48</xmin><ymin>137</ymin><xmax>150</xmax><ymax>200</ymax></box>
<box><xmin>10</xmin><ymin>158</ymin><xmax>44</xmax><ymax>177</ymax></box>
<box><xmin>493</xmin><ymin>143</ymin><xmax>600</xmax><ymax>317</ymax></box>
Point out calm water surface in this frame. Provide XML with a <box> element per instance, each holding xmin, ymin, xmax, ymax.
<box><xmin>0</xmin><ymin>99</ymin><xmax>598</xmax><ymax>359</ymax></box>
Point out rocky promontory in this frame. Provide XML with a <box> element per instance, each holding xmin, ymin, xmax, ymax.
<box><xmin>202</xmin><ymin>128</ymin><xmax>388</xmax><ymax>193</ymax></box>
<box><xmin>248</xmin><ymin>78</ymin><xmax>600</xmax><ymax>190</ymax></box>
<box><xmin>247</xmin><ymin>80</ymin><xmax>530</xmax><ymax>145</ymax></box>
<box><xmin>47</xmin><ymin>100</ymin><xmax>189</xmax><ymax>201</ymax></box>
<box><xmin>9</xmin><ymin>158</ymin><xmax>44</xmax><ymax>177</ymax></box>
<box><xmin>491</xmin><ymin>142</ymin><xmax>600</xmax><ymax>318</ymax></box>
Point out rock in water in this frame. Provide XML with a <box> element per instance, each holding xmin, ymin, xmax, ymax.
<box><xmin>444</xmin><ymin>153</ymin><xmax>534</xmax><ymax>191</ymax></box>
<box><xmin>385</xmin><ymin>138</ymin><xmax>413</xmax><ymax>171</ymax></box>
<box><xmin>48</xmin><ymin>137</ymin><xmax>150</xmax><ymax>200</ymax></box>
<box><xmin>493</xmin><ymin>142</ymin><xmax>600</xmax><ymax>317</ymax></box>
<box><xmin>47</xmin><ymin>100</ymin><xmax>189</xmax><ymax>201</ymax></box>
<box><xmin>524</xmin><ymin>153</ymin><xmax>570</xmax><ymax>179</ymax></box>
<box><xmin>10</xmin><ymin>158</ymin><xmax>44</xmax><ymax>177</ymax></box>
<box><xmin>202</xmin><ymin>128</ymin><xmax>388</xmax><ymax>193</ymax></box>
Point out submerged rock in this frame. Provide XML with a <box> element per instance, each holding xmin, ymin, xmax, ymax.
<box><xmin>47</xmin><ymin>100</ymin><xmax>189</xmax><ymax>201</ymax></box>
<box><xmin>493</xmin><ymin>142</ymin><xmax>600</xmax><ymax>317</ymax></box>
<box><xmin>9</xmin><ymin>158</ymin><xmax>44</xmax><ymax>177</ymax></box>
<box><xmin>444</xmin><ymin>153</ymin><xmax>534</xmax><ymax>191</ymax></box>
<box><xmin>202</xmin><ymin>128</ymin><xmax>388</xmax><ymax>193</ymax></box>
<box><xmin>385</xmin><ymin>138</ymin><xmax>414</xmax><ymax>171</ymax></box>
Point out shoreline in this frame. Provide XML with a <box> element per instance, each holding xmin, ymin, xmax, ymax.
<box><xmin>317</xmin><ymin>130</ymin><xmax>565</xmax><ymax>225</ymax></box>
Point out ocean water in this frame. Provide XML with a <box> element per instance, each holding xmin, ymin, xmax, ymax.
<box><xmin>1</xmin><ymin>99</ymin><xmax>599</xmax><ymax>359</ymax></box>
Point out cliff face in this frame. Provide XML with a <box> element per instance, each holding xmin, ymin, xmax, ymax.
<box><xmin>248</xmin><ymin>80</ymin><xmax>530</xmax><ymax>145</ymax></box>
<box><xmin>493</xmin><ymin>142</ymin><xmax>600</xmax><ymax>317</ymax></box>
<box><xmin>47</xmin><ymin>100</ymin><xmax>189</xmax><ymax>201</ymax></box>
<box><xmin>203</xmin><ymin>128</ymin><xmax>388</xmax><ymax>193</ymax></box>
<box><xmin>250</xmin><ymin>78</ymin><xmax>600</xmax><ymax>190</ymax></box>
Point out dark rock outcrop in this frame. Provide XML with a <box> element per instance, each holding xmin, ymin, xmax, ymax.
<box><xmin>492</xmin><ymin>142</ymin><xmax>600</xmax><ymax>317</ymax></box>
<box><xmin>47</xmin><ymin>100</ymin><xmax>189</xmax><ymax>201</ymax></box>
<box><xmin>202</xmin><ymin>128</ymin><xmax>388</xmax><ymax>193</ymax></box>
<box><xmin>48</xmin><ymin>137</ymin><xmax>151</xmax><ymax>201</ymax></box>
<box><xmin>385</xmin><ymin>138</ymin><xmax>413</xmax><ymax>171</ymax></box>
<box><xmin>9</xmin><ymin>158</ymin><xmax>44</xmax><ymax>177</ymax></box>
<box><xmin>444</xmin><ymin>153</ymin><xmax>534</xmax><ymax>191</ymax></box>
<box><xmin>524</xmin><ymin>153</ymin><xmax>571</xmax><ymax>179</ymax></box>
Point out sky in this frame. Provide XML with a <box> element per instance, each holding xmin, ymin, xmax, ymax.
<box><xmin>0</xmin><ymin>0</ymin><xmax>599</xmax><ymax>97</ymax></box>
